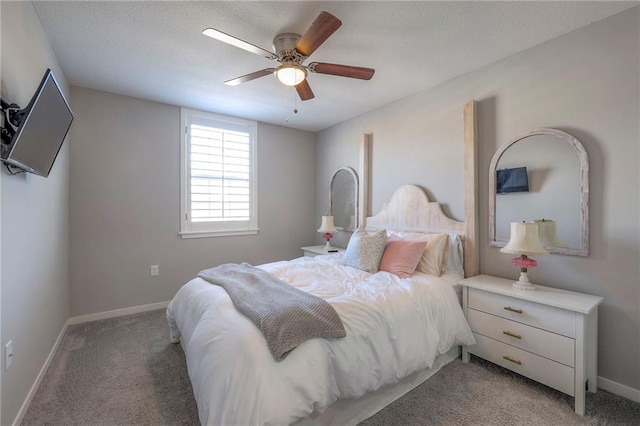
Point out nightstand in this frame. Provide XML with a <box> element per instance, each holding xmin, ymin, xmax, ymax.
<box><xmin>301</xmin><ymin>245</ymin><xmax>344</xmax><ymax>258</ymax></box>
<box><xmin>459</xmin><ymin>274</ymin><xmax>602</xmax><ymax>415</ymax></box>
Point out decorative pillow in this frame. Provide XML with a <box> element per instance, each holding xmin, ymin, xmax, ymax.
<box><xmin>416</xmin><ymin>233</ymin><xmax>449</xmax><ymax>276</ymax></box>
<box><xmin>379</xmin><ymin>235</ymin><xmax>428</xmax><ymax>278</ymax></box>
<box><xmin>342</xmin><ymin>227</ymin><xmax>387</xmax><ymax>273</ymax></box>
<box><xmin>445</xmin><ymin>233</ymin><xmax>465</xmax><ymax>276</ymax></box>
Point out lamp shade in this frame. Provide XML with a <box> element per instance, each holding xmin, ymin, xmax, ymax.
<box><xmin>500</xmin><ymin>222</ymin><xmax>548</xmax><ymax>255</ymax></box>
<box><xmin>317</xmin><ymin>216</ymin><xmax>338</xmax><ymax>234</ymax></box>
<box><xmin>534</xmin><ymin>219</ymin><xmax>568</xmax><ymax>248</ymax></box>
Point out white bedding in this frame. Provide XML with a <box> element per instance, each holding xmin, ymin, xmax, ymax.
<box><xmin>167</xmin><ymin>253</ymin><xmax>475</xmax><ymax>425</ymax></box>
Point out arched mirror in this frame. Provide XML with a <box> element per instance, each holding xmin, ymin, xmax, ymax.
<box><xmin>330</xmin><ymin>167</ymin><xmax>359</xmax><ymax>231</ymax></box>
<box><xmin>489</xmin><ymin>128</ymin><xmax>589</xmax><ymax>256</ymax></box>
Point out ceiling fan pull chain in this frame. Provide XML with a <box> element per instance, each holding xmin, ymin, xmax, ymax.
<box><xmin>284</xmin><ymin>85</ymin><xmax>291</xmax><ymax>123</ymax></box>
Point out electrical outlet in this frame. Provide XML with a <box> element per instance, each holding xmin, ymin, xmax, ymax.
<box><xmin>5</xmin><ymin>340</ymin><xmax>13</xmax><ymax>370</ymax></box>
<box><xmin>150</xmin><ymin>265</ymin><xmax>159</xmax><ymax>276</ymax></box>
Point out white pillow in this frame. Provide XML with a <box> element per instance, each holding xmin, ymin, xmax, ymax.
<box><xmin>343</xmin><ymin>228</ymin><xmax>387</xmax><ymax>273</ymax></box>
<box><xmin>416</xmin><ymin>233</ymin><xmax>449</xmax><ymax>276</ymax></box>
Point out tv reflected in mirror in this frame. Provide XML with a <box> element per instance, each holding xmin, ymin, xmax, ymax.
<box><xmin>1</xmin><ymin>69</ymin><xmax>73</xmax><ymax>177</ymax></box>
<box><xmin>496</xmin><ymin>166</ymin><xmax>529</xmax><ymax>194</ymax></box>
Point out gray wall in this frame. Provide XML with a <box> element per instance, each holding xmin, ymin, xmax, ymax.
<box><xmin>317</xmin><ymin>7</ymin><xmax>640</xmax><ymax>392</ymax></box>
<box><xmin>316</xmin><ymin>100</ymin><xmax>466</xmax><ymax>249</ymax></box>
<box><xmin>69</xmin><ymin>87</ymin><xmax>316</xmax><ymax>316</ymax></box>
<box><xmin>0</xmin><ymin>2</ymin><xmax>70</xmax><ymax>424</ymax></box>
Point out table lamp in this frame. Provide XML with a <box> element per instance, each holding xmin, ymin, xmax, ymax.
<box><xmin>500</xmin><ymin>222</ymin><xmax>548</xmax><ymax>290</ymax></box>
<box><xmin>317</xmin><ymin>216</ymin><xmax>338</xmax><ymax>250</ymax></box>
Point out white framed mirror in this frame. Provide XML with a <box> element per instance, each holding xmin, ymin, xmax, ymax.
<box><xmin>330</xmin><ymin>167</ymin><xmax>359</xmax><ymax>231</ymax></box>
<box><xmin>489</xmin><ymin>128</ymin><xmax>589</xmax><ymax>256</ymax></box>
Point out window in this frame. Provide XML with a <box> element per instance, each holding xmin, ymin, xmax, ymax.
<box><xmin>180</xmin><ymin>108</ymin><xmax>258</xmax><ymax>238</ymax></box>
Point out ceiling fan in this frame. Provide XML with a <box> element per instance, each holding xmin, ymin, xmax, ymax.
<box><xmin>203</xmin><ymin>11</ymin><xmax>375</xmax><ymax>101</ymax></box>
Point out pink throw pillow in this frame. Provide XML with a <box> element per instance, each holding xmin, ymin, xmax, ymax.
<box><xmin>379</xmin><ymin>235</ymin><xmax>428</xmax><ymax>278</ymax></box>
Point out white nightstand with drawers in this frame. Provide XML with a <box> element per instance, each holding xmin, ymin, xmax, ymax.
<box><xmin>301</xmin><ymin>245</ymin><xmax>344</xmax><ymax>258</ymax></box>
<box><xmin>459</xmin><ymin>274</ymin><xmax>603</xmax><ymax>415</ymax></box>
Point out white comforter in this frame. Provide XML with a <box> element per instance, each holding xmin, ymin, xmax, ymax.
<box><xmin>166</xmin><ymin>253</ymin><xmax>475</xmax><ymax>425</ymax></box>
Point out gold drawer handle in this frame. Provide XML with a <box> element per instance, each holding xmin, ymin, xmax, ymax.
<box><xmin>503</xmin><ymin>355</ymin><xmax>522</xmax><ymax>365</ymax></box>
<box><xmin>504</xmin><ymin>306</ymin><xmax>523</xmax><ymax>314</ymax></box>
<box><xmin>503</xmin><ymin>331</ymin><xmax>522</xmax><ymax>339</ymax></box>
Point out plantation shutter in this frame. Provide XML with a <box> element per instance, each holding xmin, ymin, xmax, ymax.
<box><xmin>189</xmin><ymin>121</ymin><xmax>250</xmax><ymax>222</ymax></box>
<box><xmin>180</xmin><ymin>109</ymin><xmax>257</xmax><ymax>238</ymax></box>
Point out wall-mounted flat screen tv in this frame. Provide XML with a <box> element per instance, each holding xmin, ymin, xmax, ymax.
<box><xmin>497</xmin><ymin>166</ymin><xmax>529</xmax><ymax>194</ymax></box>
<box><xmin>1</xmin><ymin>69</ymin><xmax>73</xmax><ymax>177</ymax></box>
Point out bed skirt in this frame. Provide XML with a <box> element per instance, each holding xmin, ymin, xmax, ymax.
<box><xmin>293</xmin><ymin>345</ymin><xmax>461</xmax><ymax>426</ymax></box>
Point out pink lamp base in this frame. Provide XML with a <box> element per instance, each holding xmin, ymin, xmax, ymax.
<box><xmin>511</xmin><ymin>256</ymin><xmax>538</xmax><ymax>291</ymax></box>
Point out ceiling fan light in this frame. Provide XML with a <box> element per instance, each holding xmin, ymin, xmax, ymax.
<box><xmin>275</xmin><ymin>65</ymin><xmax>306</xmax><ymax>86</ymax></box>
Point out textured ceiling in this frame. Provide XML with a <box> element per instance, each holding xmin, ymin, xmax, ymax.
<box><xmin>33</xmin><ymin>1</ymin><xmax>637</xmax><ymax>132</ymax></box>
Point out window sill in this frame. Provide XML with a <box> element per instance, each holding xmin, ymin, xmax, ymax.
<box><xmin>179</xmin><ymin>229</ymin><xmax>259</xmax><ymax>239</ymax></box>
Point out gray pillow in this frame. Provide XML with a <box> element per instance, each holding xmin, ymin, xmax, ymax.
<box><xmin>343</xmin><ymin>228</ymin><xmax>387</xmax><ymax>273</ymax></box>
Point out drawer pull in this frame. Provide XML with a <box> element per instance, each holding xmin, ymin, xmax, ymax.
<box><xmin>504</xmin><ymin>306</ymin><xmax>523</xmax><ymax>314</ymax></box>
<box><xmin>503</xmin><ymin>355</ymin><xmax>522</xmax><ymax>365</ymax></box>
<box><xmin>503</xmin><ymin>331</ymin><xmax>522</xmax><ymax>339</ymax></box>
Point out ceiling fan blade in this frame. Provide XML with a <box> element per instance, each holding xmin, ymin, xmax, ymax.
<box><xmin>203</xmin><ymin>28</ymin><xmax>277</xmax><ymax>60</ymax></box>
<box><xmin>224</xmin><ymin>68</ymin><xmax>275</xmax><ymax>86</ymax></box>
<box><xmin>295</xmin><ymin>80</ymin><xmax>315</xmax><ymax>101</ymax></box>
<box><xmin>309</xmin><ymin>62</ymin><xmax>375</xmax><ymax>80</ymax></box>
<box><xmin>295</xmin><ymin>11</ymin><xmax>342</xmax><ymax>57</ymax></box>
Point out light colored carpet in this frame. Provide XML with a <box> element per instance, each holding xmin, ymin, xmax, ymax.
<box><xmin>22</xmin><ymin>309</ymin><xmax>640</xmax><ymax>425</ymax></box>
<box><xmin>361</xmin><ymin>355</ymin><xmax>640</xmax><ymax>426</ymax></box>
<box><xmin>22</xmin><ymin>310</ymin><xmax>199</xmax><ymax>425</ymax></box>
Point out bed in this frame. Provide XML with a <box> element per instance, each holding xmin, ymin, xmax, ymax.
<box><xmin>167</xmin><ymin>184</ymin><xmax>476</xmax><ymax>425</ymax></box>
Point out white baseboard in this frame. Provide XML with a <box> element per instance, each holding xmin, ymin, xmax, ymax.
<box><xmin>598</xmin><ymin>376</ymin><xmax>640</xmax><ymax>403</ymax></box>
<box><xmin>13</xmin><ymin>301</ymin><xmax>171</xmax><ymax>425</ymax></box>
<box><xmin>67</xmin><ymin>301</ymin><xmax>170</xmax><ymax>325</ymax></box>
<box><xmin>12</xmin><ymin>320</ymin><xmax>69</xmax><ymax>426</ymax></box>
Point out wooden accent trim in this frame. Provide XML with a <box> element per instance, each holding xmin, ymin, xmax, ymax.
<box><xmin>463</xmin><ymin>100</ymin><xmax>479</xmax><ymax>277</ymax></box>
<box><xmin>362</xmin><ymin>101</ymin><xmax>478</xmax><ymax>277</ymax></box>
<box><xmin>359</xmin><ymin>134</ymin><xmax>372</xmax><ymax>227</ymax></box>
